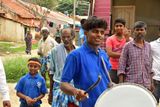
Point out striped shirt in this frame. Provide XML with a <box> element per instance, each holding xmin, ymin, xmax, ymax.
<box><xmin>118</xmin><ymin>40</ymin><xmax>153</xmax><ymax>89</ymax></box>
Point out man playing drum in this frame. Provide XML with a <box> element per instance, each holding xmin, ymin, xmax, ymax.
<box><xmin>118</xmin><ymin>21</ymin><xmax>153</xmax><ymax>90</ymax></box>
<box><xmin>60</xmin><ymin>16</ymin><xmax>111</xmax><ymax>107</ymax></box>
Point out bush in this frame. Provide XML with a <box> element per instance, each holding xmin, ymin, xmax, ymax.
<box><xmin>3</xmin><ymin>57</ymin><xmax>28</xmax><ymax>82</ymax></box>
<box><xmin>3</xmin><ymin>56</ymin><xmax>50</xmax><ymax>88</ymax></box>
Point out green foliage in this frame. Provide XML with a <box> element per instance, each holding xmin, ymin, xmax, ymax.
<box><xmin>76</xmin><ymin>4</ymin><xmax>89</xmax><ymax>15</ymax></box>
<box><xmin>56</xmin><ymin>1</ymin><xmax>73</xmax><ymax>14</ymax></box>
<box><xmin>56</xmin><ymin>0</ymin><xmax>90</xmax><ymax>16</ymax></box>
<box><xmin>22</xmin><ymin>0</ymin><xmax>89</xmax><ymax>15</ymax></box>
<box><xmin>3</xmin><ymin>57</ymin><xmax>28</xmax><ymax>82</ymax></box>
<box><xmin>29</xmin><ymin>0</ymin><xmax>58</xmax><ymax>10</ymax></box>
<box><xmin>0</xmin><ymin>41</ymin><xmax>38</xmax><ymax>54</ymax></box>
<box><xmin>1</xmin><ymin>41</ymin><xmax>50</xmax><ymax>86</ymax></box>
<box><xmin>3</xmin><ymin>57</ymin><xmax>50</xmax><ymax>87</ymax></box>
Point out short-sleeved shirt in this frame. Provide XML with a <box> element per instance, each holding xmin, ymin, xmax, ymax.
<box><xmin>15</xmin><ymin>73</ymin><xmax>48</xmax><ymax>106</ymax></box>
<box><xmin>106</xmin><ymin>35</ymin><xmax>126</xmax><ymax>70</ymax></box>
<box><xmin>118</xmin><ymin>40</ymin><xmax>152</xmax><ymax>89</ymax></box>
<box><xmin>50</xmin><ymin>43</ymin><xmax>76</xmax><ymax>83</ymax></box>
<box><xmin>61</xmin><ymin>42</ymin><xmax>111</xmax><ymax>107</ymax></box>
<box><xmin>38</xmin><ymin>36</ymin><xmax>58</xmax><ymax>57</ymax></box>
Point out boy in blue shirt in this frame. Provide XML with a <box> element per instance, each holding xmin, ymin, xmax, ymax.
<box><xmin>15</xmin><ymin>57</ymin><xmax>48</xmax><ymax>107</ymax></box>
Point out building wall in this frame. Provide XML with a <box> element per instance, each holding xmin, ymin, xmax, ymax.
<box><xmin>112</xmin><ymin>0</ymin><xmax>160</xmax><ymax>41</ymax></box>
<box><xmin>0</xmin><ymin>17</ymin><xmax>25</xmax><ymax>42</ymax></box>
<box><xmin>94</xmin><ymin>0</ymin><xmax>111</xmax><ymax>34</ymax></box>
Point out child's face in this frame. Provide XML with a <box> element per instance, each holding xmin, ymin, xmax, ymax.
<box><xmin>28</xmin><ymin>63</ymin><xmax>40</xmax><ymax>76</ymax></box>
<box><xmin>114</xmin><ymin>23</ymin><xmax>125</xmax><ymax>35</ymax></box>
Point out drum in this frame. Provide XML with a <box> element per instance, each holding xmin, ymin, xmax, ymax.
<box><xmin>95</xmin><ymin>83</ymin><xmax>157</xmax><ymax>107</ymax></box>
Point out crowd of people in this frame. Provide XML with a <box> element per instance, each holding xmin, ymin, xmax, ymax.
<box><xmin>0</xmin><ymin>16</ymin><xmax>160</xmax><ymax>107</ymax></box>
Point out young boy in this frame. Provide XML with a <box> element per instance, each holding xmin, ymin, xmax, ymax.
<box><xmin>106</xmin><ymin>18</ymin><xmax>126</xmax><ymax>84</ymax></box>
<box><xmin>15</xmin><ymin>57</ymin><xmax>48</xmax><ymax>107</ymax></box>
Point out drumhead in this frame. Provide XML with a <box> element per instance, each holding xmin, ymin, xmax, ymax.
<box><xmin>95</xmin><ymin>83</ymin><xmax>157</xmax><ymax>107</ymax></box>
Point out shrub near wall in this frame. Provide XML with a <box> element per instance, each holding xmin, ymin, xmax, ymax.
<box><xmin>3</xmin><ymin>57</ymin><xmax>28</xmax><ymax>82</ymax></box>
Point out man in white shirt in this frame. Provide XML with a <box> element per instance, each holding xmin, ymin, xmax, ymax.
<box><xmin>37</xmin><ymin>27</ymin><xmax>58</xmax><ymax>80</ymax></box>
<box><xmin>0</xmin><ymin>58</ymin><xmax>11</xmax><ymax>107</ymax></box>
<box><xmin>150</xmin><ymin>28</ymin><xmax>160</xmax><ymax>104</ymax></box>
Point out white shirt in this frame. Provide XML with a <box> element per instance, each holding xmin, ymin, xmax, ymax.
<box><xmin>38</xmin><ymin>36</ymin><xmax>58</xmax><ymax>57</ymax></box>
<box><xmin>150</xmin><ymin>38</ymin><xmax>160</xmax><ymax>81</ymax></box>
<box><xmin>0</xmin><ymin>58</ymin><xmax>10</xmax><ymax>101</ymax></box>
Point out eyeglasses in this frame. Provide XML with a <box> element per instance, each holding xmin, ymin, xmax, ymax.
<box><xmin>90</xmin><ymin>29</ymin><xmax>105</xmax><ymax>35</ymax></box>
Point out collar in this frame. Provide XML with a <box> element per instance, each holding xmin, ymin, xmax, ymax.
<box><xmin>114</xmin><ymin>34</ymin><xmax>125</xmax><ymax>42</ymax></box>
<box><xmin>131</xmin><ymin>40</ymin><xmax>147</xmax><ymax>48</ymax></box>
<box><xmin>83</xmin><ymin>42</ymin><xmax>101</xmax><ymax>54</ymax></box>
<box><xmin>27</xmin><ymin>73</ymin><xmax>39</xmax><ymax>79</ymax></box>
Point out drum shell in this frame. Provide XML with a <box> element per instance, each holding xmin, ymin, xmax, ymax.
<box><xmin>95</xmin><ymin>83</ymin><xmax>157</xmax><ymax>107</ymax></box>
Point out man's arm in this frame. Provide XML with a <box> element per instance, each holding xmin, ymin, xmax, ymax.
<box><xmin>0</xmin><ymin>59</ymin><xmax>11</xmax><ymax>107</ymax></box>
<box><xmin>37</xmin><ymin>40</ymin><xmax>43</xmax><ymax>57</ymax></box>
<box><xmin>48</xmin><ymin>49</ymin><xmax>56</xmax><ymax>105</ymax></box>
<box><xmin>60</xmin><ymin>82</ymin><xmax>88</xmax><ymax>101</ymax></box>
<box><xmin>48</xmin><ymin>74</ymin><xmax>54</xmax><ymax>105</ymax></box>
<box><xmin>106</xmin><ymin>37</ymin><xmax>121</xmax><ymax>58</ymax></box>
<box><xmin>106</xmin><ymin>47</ymin><xmax>121</xmax><ymax>58</ymax></box>
<box><xmin>117</xmin><ymin>44</ymin><xmax>128</xmax><ymax>83</ymax></box>
<box><xmin>118</xmin><ymin>74</ymin><xmax>125</xmax><ymax>83</ymax></box>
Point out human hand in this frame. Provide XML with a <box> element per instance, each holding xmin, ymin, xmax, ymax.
<box><xmin>150</xmin><ymin>82</ymin><xmax>155</xmax><ymax>92</ymax></box>
<box><xmin>3</xmin><ymin>101</ymin><xmax>11</xmax><ymax>107</ymax></box>
<box><xmin>108</xmin><ymin>82</ymin><xmax>116</xmax><ymax>88</ymax></box>
<box><xmin>33</xmin><ymin>98</ymin><xmax>38</xmax><ymax>104</ymax></box>
<box><xmin>25</xmin><ymin>96</ymin><xmax>34</xmax><ymax>105</ymax></box>
<box><xmin>75</xmin><ymin>89</ymin><xmax>89</xmax><ymax>101</ymax></box>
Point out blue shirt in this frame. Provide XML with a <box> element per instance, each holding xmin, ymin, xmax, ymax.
<box><xmin>15</xmin><ymin>73</ymin><xmax>48</xmax><ymax>106</ymax></box>
<box><xmin>61</xmin><ymin>42</ymin><xmax>111</xmax><ymax>107</ymax></box>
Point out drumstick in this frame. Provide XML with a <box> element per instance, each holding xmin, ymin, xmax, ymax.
<box><xmin>101</xmin><ymin>56</ymin><xmax>113</xmax><ymax>83</ymax></box>
<box><xmin>84</xmin><ymin>75</ymin><xmax>102</xmax><ymax>94</ymax></box>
